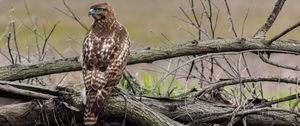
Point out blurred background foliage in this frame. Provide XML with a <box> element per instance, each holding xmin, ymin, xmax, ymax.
<box><xmin>1</xmin><ymin>0</ymin><xmax>300</xmax><ymax>52</ymax></box>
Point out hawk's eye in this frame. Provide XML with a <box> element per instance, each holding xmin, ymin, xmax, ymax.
<box><xmin>94</xmin><ymin>8</ymin><xmax>103</xmax><ymax>12</ymax></box>
<box><xmin>89</xmin><ymin>8</ymin><xmax>103</xmax><ymax>15</ymax></box>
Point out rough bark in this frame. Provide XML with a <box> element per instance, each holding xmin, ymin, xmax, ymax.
<box><xmin>0</xmin><ymin>39</ymin><xmax>300</xmax><ymax>81</ymax></box>
<box><xmin>0</xmin><ymin>95</ymin><xmax>184</xmax><ymax>126</ymax></box>
<box><xmin>0</xmin><ymin>93</ymin><xmax>299</xmax><ymax>126</ymax></box>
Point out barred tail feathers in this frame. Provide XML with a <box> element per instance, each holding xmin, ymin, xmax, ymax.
<box><xmin>83</xmin><ymin>69</ymin><xmax>111</xmax><ymax>125</ymax></box>
<box><xmin>84</xmin><ymin>90</ymin><xmax>98</xmax><ymax>125</ymax></box>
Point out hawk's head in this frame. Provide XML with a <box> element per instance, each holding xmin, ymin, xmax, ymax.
<box><xmin>89</xmin><ymin>2</ymin><xmax>115</xmax><ymax>21</ymax></box>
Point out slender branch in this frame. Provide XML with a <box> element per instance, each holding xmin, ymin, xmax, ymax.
<box><xmin>0</xmin><ymin>84</ymin><xmax>56</xmax><ymax>99</ymax></box>
<box><xmin>178</xmin><ymin>7</ymin><xmax>210</xmax><ymax>38</ymax></box>
<box><xmin>224</xmin><ymin>0</ymin><xmax>238</xmax><ymax>37</ymax></box>
<box><xmin>11</xmin><ymin>21</ymin><xmax>21</xmax><ymax>63</ymax></box>
<box><xmin>254</xmin><ymin>0</ymin><xmax>286</xmax><ymax>38</ymax></box>
<box><xmin>259</xmin><ymin>52</ymin><xmax>300</xmax><ymax>71</ymax></box>
<box><xmin>266</xmin><ymin>21</ymin><xmax>300</xmax><ymax>45</ymax></box>
<box><xmin>0</xmin><ymin>50</ymin><xmax>12</xmax><ymax>62</ymax></box>
<box><xmin>207</xmin><ymin>0</ymin><xmax>214</xmax><ymax>38</ymax></box>
<box><xmin>255</xmin><ymin>93</ymin><xmax>300</xmax><ymax>108</ymax></box>
<box><xmin>188</xmin><ymin>107</ymin><xmax>300</xmax><ymax>126</ymax></box>
<box><xmin>6</xmin><ymin>33</ymin><xmax>14</xmax><ymax>64</ymax></box>
<box><xmin>193</xmin><ymin>76</ymin><xmax>300</xmax><ymax>98</ymax></box>
<box><xmin>54</xmin><ymin>0</ymin><xmax>88</xmax><ymax>30</ymax></box>
<box><xmin>41</xmin><ymin>21</ymin><xmax>60</xmax><ymax>58</ymax></box>
<box><xmin>0</xmin><ymin>80</ymin><xmax>70</xmax><ymax>96</ymax></box>
<box><xmin>241</xmin><ymin>0</ymin><xmax>252</xmax><ymax>38</ymax></box>
<box><xmin>190</xmin><ymin>0</ymin><xmax>201</xmax><ymax>40</ymax></box>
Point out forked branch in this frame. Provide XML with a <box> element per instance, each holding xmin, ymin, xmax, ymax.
<box><xmin>254</xmin><ymin>0</ymin><xmax>286</xmax><ymax>38</ymax></box>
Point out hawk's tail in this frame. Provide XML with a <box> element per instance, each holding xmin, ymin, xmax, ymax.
<box><xmin>83</xmin><ymin>87</ymin><xmax>112</xmax><ymax>125</ymax></box>
<box><xmin>84</xmin><ymin>90</ymin><xmax>98</xmax><ymax>125</ymax></box>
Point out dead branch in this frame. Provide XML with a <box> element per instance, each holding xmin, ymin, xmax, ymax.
<box><xmin>0</xmin><ymin>94</ymin><xmax>184</xmax><ymax>126</ymax></box>
<box><xmin>0</xmin><ymin>88</ymin><xmax>298</xmax><ymax>126</ymax></box>
<box><xmin>266</xmin><ymin>21</ymin><xmax>300</xmax><ymax>45</ymax></box>
<box><xmin>259</xmin><ymin>52</ymin><xmax>300</xmax><ymax>71</ymax></box>
<box><xmin>0</xmin><ymin>39</ymin><xmax>300</xmax><ymax>81</ymax></box>
<box><xmin>10</xmin><ymin>21</ymin><xmax>21</xmax><ymax>63</ymax></box>
<box><xmin>193</xmin><ymin>76</ymin><xmax>300</xmax><ymax>98</ymax></box>
<box><xmin>0</xmin><ymin>84</ymin><xmax>55</xmax><ymax>100</ymax></box>
<box><xmin>6</xmin><ymin>33</ymin><xmax>14</xmax><ymax>64</ymax></box>
<box><xmin>41</xmin><ymin>21</ymin><xmax>60</xmax><ymax>60</ymax></box>
<box><xmin>54</xmin><ymin>0</ymin><xmax>88</xmax><ymax>30</ymax></box>
<box><xmin>254</xmin><ymin>0</ymin><xmax>286</xmax><ymax>38</ymax></box>
<box><xmin>188</xmin><ymin>107</ymin><xmax>300</xmax><ymax>126</ymax></box>
<box><xmin>0</xmin><ymin>80</ymin><xmax>70</xmax><ymax>96</ymax></box>
<box><xmin>255</xmin><ymin>93</ymin><xmax>300</xmax><ymax>108</ymax></box>
<box><xmin>224</xmin><ymin>0</ymin><xmax>238</xmax><ymax>37</ymax></box>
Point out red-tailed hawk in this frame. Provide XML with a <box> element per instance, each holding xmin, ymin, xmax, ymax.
<box><xmin>82</xmin><ymin>2</ymin><xmax>130</xmax><ymax>125</ymax></box>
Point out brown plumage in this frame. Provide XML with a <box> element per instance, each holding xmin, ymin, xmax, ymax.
<box><xmin>82</xmin><ymin>2</ymin><xmax>130</xmax><ymax>125</ymax></box>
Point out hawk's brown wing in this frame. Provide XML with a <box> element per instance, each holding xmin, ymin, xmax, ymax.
<box><xmin>83</xmin><ymin>24</ymin><xmax>130</xmax><ymax>125</ymax></box>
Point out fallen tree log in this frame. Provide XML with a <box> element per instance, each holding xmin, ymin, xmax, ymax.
<box><xmin>0</xmin><ymin>92</ymin><xmax>299</xmax><ymax>126</ymax></box>
<box><xmin>0</xmin><ymin>95</ymin><xmax>184</xmax><ymax>126</ymax></box>
<box><xmin>0</xmin><ymin>39</ymin><xmax>300</xmax><ymax>81</ymax></box>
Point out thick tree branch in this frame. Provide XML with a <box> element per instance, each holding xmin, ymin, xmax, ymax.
<box><xmin>0</xmin><ymin>39</ymin><xmax>300</xmax><ymax>81</ymax></box>
<box><xmin>254</xmin><ymin>0</ymin><xmax>286</xmax><ymax>38</ymax></box>
<box><xmin>0</xmin><ymin>94</ymin><xmax>298</xmax><ymax>126</ymax></box>
<box><xmin>0</xmin><ymin>94</ymin><xmax>184</xmax><ymax>126</ymax></box>
<box><xmin>0</xmin><ymin>80</ymin><xmax>298</xmax><ymax>126</ymax></box>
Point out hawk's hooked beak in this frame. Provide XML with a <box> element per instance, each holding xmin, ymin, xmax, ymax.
<box><xmin>88</xmin><ymin>9</ymin><xmax>94</xmax><ymax>16</ymax></box>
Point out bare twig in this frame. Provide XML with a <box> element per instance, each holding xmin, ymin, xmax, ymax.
<box><xmin>6</xmin><ymin>33</ymin><xmax>14</xmax><ymax>64</ymax></box>
<box><xmin>201</xmin><ymin>0</ymin><xmax>217</xmax><ymax>82</ymax></box>
<box><xmin>154</xmin><ymin>49</ymin><xmax>292</xmax><ymax>92</ymax></box>
<box><xmin>178</xmin><ymin>7</ymin><xmax>210</xmax><ymax>38</ymax></box>
<box><xmin>224</xmin><ymin>0</ymin><xmax>238</xmax><ymax>37</ymax></box>
<box><xmin>206</xmin><ymin>0</ymin><xmax>215</xmax><ymax>38</ymax></box>
<box><xmin>185</xmin><ymin>0</ymin><xmax>201</xmax><ymax>81</ymax></box>
<box><xmin>266</xmin><ymin>21</ymin><xmax>300</xmax><ymax>45</ymax></box>
<box><xmin>194</xmin><ymin>76</ymin><xmax>300</xmax><ymax>98</ymax></box>
<box><xmin>47</xmin><ymin>43</ymin><xmax>65</xmax><ymax>58</ymax></box>
<box><xmin>0</xmin><ymin>50</ymin><xmax>12</xmax><ymax>62</ymax></box>
<box><xmin>222</xmin><ymin>55</ymin><xmax>238</xmax><ymax>76</ymax></box>
<box><xmin>258</xmin><ymin>52</ymin><xmax>300</xmax><ymax>71</ymax></box>
<box><xmin>10</xmin><ymin>21</ymin><xmax>21</xmax><ymax>63</ymax></box>
<box><xmin>241</xmin><ymin>0</ymin><xmax>252</xmax><ymax>38</ymax></box>
<box><xmin>190</xmin><ymin>0</ymin><xmax>202</xmax><ymax>40</ymax></box>
<box><xmin>54</xmin><ymin>0</ymin><xmax>88</xmax><ymax>30</ymax></box>
<box><xmin>254</xmin><ymin>0</ymin><xmax>286</xmax><ymax>38</ymax></box>
<box><xmin>189</xmin><ymin>107</ymin><xmax>299</xmax><ymax>125</ymax></box>
<box><xmin>255</xmin><ymin>93</ymin><xmax>300</xmax><ymax>108</ymax></box>
<box><xmin>291</xmin><ymin>99</ymin><xmax>300</xmax><ymax>111</ymax></box>
<box><xmin>41</xmin><ymin>21</ymin><xmax>60</xmax><ymax>60</ymax></box>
